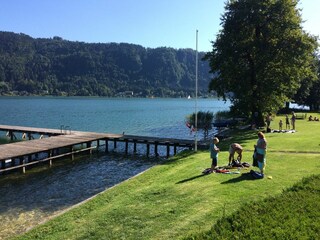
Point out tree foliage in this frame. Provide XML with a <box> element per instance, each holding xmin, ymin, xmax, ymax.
<box><xmin>0</xmin><ymin>31</ymin><xmax>212</xmax><ymax>97</ymax></box>
<box><xmin>293</xmin><ymin>56</ymin><xmax>320</xmax><ymax>111</ymax></box>
<box><xmin>205</xmin><ymin>0</ymin><xmax>318</xmax><ymax>126</ymax></box>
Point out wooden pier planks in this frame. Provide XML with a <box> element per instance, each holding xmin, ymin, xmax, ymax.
<box><xmin>0</xmin><ymin>124</ymin><xmax>63</xmax><ymax>135</ymax></box>
<box><xmin>0</xmin><ymin>125</ymin><xmax>199</xmax><ymax>173</ymax></box>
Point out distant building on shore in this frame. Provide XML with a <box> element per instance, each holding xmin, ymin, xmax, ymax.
<box><xmin>116</xmin><ymin>91</ymin><xmax>134</xmax><ymax>97</ymax></box>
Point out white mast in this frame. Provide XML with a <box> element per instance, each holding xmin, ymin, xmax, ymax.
<box><xmin>195</xmin><ymin>29</ymin><xmax>198</xmax><ymax>152</ymax></box>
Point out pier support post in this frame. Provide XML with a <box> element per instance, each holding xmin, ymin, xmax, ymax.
<box><xmin>9</xmin><ymin>131</ymin><xmax>15</xmax><ymax>141</ymax></box>
<box><xmin>86</xmin><ymin>142</ymin><xmax>92</xmax><ymax>154</ymax></box>
<box><xmin>48</xmin><ymin>150</ymin><xmax>53</xmax><ymax>167</ymax></box>
<box><xmin>19</xmin><ymin>157</ymin><xmax>24</xmax><ymax>173</ymax></box>
<box><xmin>97</xmin><ymin>140</ymin><xmax>100</xmax><ymax>152</ymax></box>
<box><xmin>28</xmin><ymin>133</ymin><xmax>32</xmax><ymax>140</ymax></box>
<box><xmin>22</xmin><ymin>158</ymin><xmax>26</xmax><ymax>174</ymax></box>
<box><xmin>125</xmin><ymin>140</ymin><xmax>129</xmax><ymax>155</ymax></box>
<box><xmin>166</xmin><ymin>143</ymin><xmax>170</xmax><ymax>158</ymax></box>
<box><xmin>70</xmin><ymin>146</ymin><xmax>74</xmax><ymax>160</ymax></box>
<box><xmin>105</xmin><ymin>139</ymin><xmax>109</xmax><ymax>153</ymax></box>
<box><xmin>1</xmin><ymin>160</ymin><xmax>5</xmax><ymax>169</ymax></box>
<box><xmin>133</xmin><ymin>141</ymin><xmax>137</xmax><ymax>153</ymax></box>
<box><xmin>154</xmin><ymin>142</ymin><xmax>159</xmax><ymax>157</ymax></box>
<box><xmin>174</xmin><ymin>144</ymin><xmax>177</xmax><ymax>155</ymax></box>
<box><xmin>146</xmin><ymin>143</ymin><xmax>150</xmax><ymax>157</ymax></box>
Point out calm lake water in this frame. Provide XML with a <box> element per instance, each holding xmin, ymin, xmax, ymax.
<box><xmin>0</xmin><ymin>97</ymin><xmax>230</xmax><ymax>239</ymax></box>
<box><xmin>0</xmin><ymin>96</ymin><xmax>230</xmax><ymax>139</ymax></box>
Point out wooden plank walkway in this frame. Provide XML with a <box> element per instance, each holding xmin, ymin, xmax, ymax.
<box><xmin>0</xmin><ymin>125</ymin><xmax>201</xmax><ymax>174</ymax></box>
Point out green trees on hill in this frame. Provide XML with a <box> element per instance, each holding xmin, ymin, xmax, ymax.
<box><xmin>205</xmin><ymin>0</ymin><xmax>319</xmax><ymax>125</ymax></box>
<box><xmin>0</xmin><ymin>31</ymin><xmax>212</xmax><ymax>97</ymax></box>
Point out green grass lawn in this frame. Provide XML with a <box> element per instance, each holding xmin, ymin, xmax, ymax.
<box><xmin>14</xmin><ymin>113</ymin><xmax>320</xmax><ymax>240</ymax></box>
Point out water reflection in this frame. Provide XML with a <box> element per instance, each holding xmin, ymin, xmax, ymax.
<box><xmin>0</xmin><ymin>154</ymin><xmax>157</xmax><ymax>239</ymax></box>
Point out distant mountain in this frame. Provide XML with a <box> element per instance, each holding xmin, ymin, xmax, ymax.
<box><xmin>0</xmin><ymin>31</ymin><xmax>214</xmax><ymax>97</ymax></box>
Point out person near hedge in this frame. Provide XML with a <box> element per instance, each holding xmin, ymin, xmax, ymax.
<box><xmin>254</xmin><ymin>131</ymin><xmax>267</xmax><ymax>174</ymax></box>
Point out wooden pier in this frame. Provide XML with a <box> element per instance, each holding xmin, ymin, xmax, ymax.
<box><xmin>0</xmin><ymin>125</ymin><xmax>202</xmax><ymax>174</ymax></box>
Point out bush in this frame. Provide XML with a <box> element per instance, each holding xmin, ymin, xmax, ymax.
<box><xmin>186</xmin><ymin>111</ymin><xmax>214</xmax><ymax>138</ymax></box>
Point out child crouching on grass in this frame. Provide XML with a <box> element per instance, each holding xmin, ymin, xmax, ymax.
<box><xmin>210</xmin><ymin>137</ymin><xmax>220</xmax><ymax>171</ymax></box>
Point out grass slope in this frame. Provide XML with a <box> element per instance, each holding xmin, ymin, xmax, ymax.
<box><xmin>185</xmin><ymin>175</ymin><xmax>320</xmax><ymax>240</ymax></box>
<box><xmin>14</xmin><ymin>114</ymin><xmax>320</xmax><ymax>240</ymax></box>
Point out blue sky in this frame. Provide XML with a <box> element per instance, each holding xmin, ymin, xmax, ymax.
<box><xmin>0</xmin><ymin>0</ymin><xmax>319</xmax><ymax>52</ymax></box>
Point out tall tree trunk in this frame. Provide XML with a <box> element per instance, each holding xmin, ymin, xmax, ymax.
<box><xmin>247</xmin><ymin>53</ymin><xmax>264</xmax><ymax>127</ymax></box>
<box><xmin>251</xmin><ymin>111</ymin><xmax>265</xmax><ymax>128</ymax></box>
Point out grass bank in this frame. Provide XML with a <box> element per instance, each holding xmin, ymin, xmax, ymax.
<box><xmin>14</xmin><ymin>113</ymin><xmax>320</xmax><ymax>239</ymax></box>
<box><xmin>185</xmin><ymin>174</ymin><xmax>320</xmax><ymax>239</ymax></box>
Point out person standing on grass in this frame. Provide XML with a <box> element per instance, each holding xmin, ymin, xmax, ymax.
<box><xmin>254</xmin><ymin>131</ymin><xmax>267</xmax><ymax>174</ymax></box>
<box><xmin>209</xmin><ymin>137</ymin><xmax>220</xmax><ymax>171</ymax></box>
<box><xmin>265</xmin><ymin>113</ymin><xmax>272</xmax><ymax>128</ymax></box>
<box><xmin>285</xmin><ymin>114</ymin><xmax>290</xmax><ymax>129</ymax></box>
<box><xmin>291</xmin><ymin>111</ymin><xmax>296</xmax><ymax>130</ymax></box>
<box><xmin>228</xmin><ymin>143</ymin><xmax>243</xmax><ymax>166</ymax></box>
<box><xmin>279</xmin><ymin>119</ymin><xmax>283</xmax><ymax>131</ymax></box>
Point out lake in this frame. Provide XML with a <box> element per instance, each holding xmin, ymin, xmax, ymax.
<box><xmin>0</xmin><ymin>97</ymin><xmax>230</xmax><ymax>239</ymax></box>
<box><xmin>0</xmin><ymin>96</ymin><xmax>230</xmax><ymax>139</ymax></box>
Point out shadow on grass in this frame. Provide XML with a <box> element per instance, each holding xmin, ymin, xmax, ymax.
<box><xmin>161</xmin><ymin>150</ymin><xmax>197</xmax><ymax>166</ymax></box>
<box><xmin>176</xmin><ymin>174</ymin><xmax>207</xmax><ymax>184</ymax></box>
<box><xmin>220</xmin><ymin>172</ymin><xmax>257</xmax><ymax>184</ymax></box>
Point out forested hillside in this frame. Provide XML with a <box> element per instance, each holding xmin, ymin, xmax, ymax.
<box><xmin>0</xmin><ymin>31</ymin><xmax>213</xmax><ymax>97</ymax></box>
